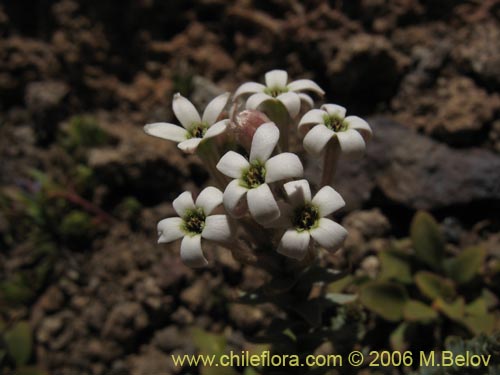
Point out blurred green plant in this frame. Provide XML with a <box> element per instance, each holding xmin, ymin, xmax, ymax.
<box><xmin>60</xmin><ymin>115</ymin><xmax>111</xmax><ymax>153</ymax></box>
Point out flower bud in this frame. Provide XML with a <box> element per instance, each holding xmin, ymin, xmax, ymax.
<box><xmin>234</xmin><ymin>110</ymin><xmax>271</xmax><ymax>150</ymax></box>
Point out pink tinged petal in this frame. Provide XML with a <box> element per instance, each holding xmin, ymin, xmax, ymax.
<box><xmin>202</xmin><ymin>92</ymin><xmax>230</xmax><ymax>124</ymax></box>
<box><xmin>298</xmin><ymin>109</ymin><xmax>327</xmax><ymax>129</ymax></box>
<box><xmin>336</xmin><ymin>129</ymin><xmax>366</xmax><ymax>159</ymax></box>
<box><xmin>143</xmin><ymin>123</ymin><xmax>187</xmax><ymax>142</ymax></box>
<box><xmin>195</xmin><ymin>186</ymin><xmax>223</xmax><ymax>215</ymax></box>
<box><xmin>310</xmin><ymin>218</ymin><xmax>347</xmax><ymax>251</ymax></box>
<box><xmin>277</xmin><ymin>230</ymin><xmax>311</xmax><ymax>260</ymax></box>
<box><xmin>180</xmin><ymin>235</ymin><xmax>208</xmax><ymax>267</ymax></box>
<box><xmin>173</xmin><ymin>191</ymin><xmax>195</xmax><ymax>217</ymax></box>
<box><xmin>234</xmin><ymin>82</ymin><xmax>266</xmax><ymax>98</ymax></box>
<box><xmin>178</xmin><ymin>138</ymin><xmax>202</xmax><ymax>154</ymax></box>
<box><xmin>321</xmin><ymin>104</ymin><xmax>346</xmax><ymax>119</ymax></box>
<box><xmin>249</xmin><ymin>122</ymin><xmax>279</xmax><ymax>162</ymax></box>
<box><xmin>287</xmin><ymin>79</ymin><xmax>325</xmax><ymax>95</ymax></box>
<box><xmin>216</xmin><ymin>151</ymin><xmax>250</xmax><ymax>179</ymax></box>
<box><xmin>303</xmin><ymin>124</ymin><xmax>334</xmax><ymax>156</ymax></box>
<box><xmin>312</xmin><ymin>186</ymin><xmax>345</xmax><ymax>217</ymax></box>
<box><xmin>202</xmin><ymin>215</ymin><xmax>232</xmax><ymax>242</ymax></box>
<box><xmin>284</xmin><ymin>179</ymin><xmax>312</xmax><ymax>207</ymax></box>
<box><xmin>276</xmin><ymin>92</ymin><xmax>301</xmax><ymax>118</ymax></box>
<box><xmin>157</xmin><ymin>217</ymin><xmax>184</xmax><ymax>243</ymax></box>
<box><xmin>345</xmin><ymin>115</ymin><xmax>372</xmax><ymax>142</ymax></box>
<box><xmin>246</xmin><ymin>183</ymin><xmax>280</xmax><ymax>225</ymax></box>
<box><xmin>246</xmin><ymin>92</ymin><xmax>273</xmax><ymax>110</ymax></box>
<box><xmin>204</xmin><ymin>120</ymin><xmax>228</xmax><ymax>139</ymax></box>
<box><xmin>298</xmin><ymin>93</ymin><xmax>314</xmax><ymax>108</ymax></box>
<box><xmin>223</xmin><ymin>179</ymin><xmax>248</xmax><ymax>217</ymax></box>
<box><xmin>173</xmin><ymin>93</ymin><xmax>201</xmax><ymax>128</ymax></box>
<box><xmin>265</xmin><ymin>69</ymin><xmax>288</xmax><ymax>88</ymax></box>
<box><xmin>265</xmin><ymin>153</ymin><xmax>303</xmax><ymax>183</ymax></box>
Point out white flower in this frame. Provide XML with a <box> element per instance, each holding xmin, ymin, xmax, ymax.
<box><xmin>144</xmin><ymin>92</ymin><xmax>230</xmax><ymax>154</ymax></box>
<box><xmin>216</xmin><ymin>122</ymin><xmax>303</xmax><ymax>225</ymax></box>
<box><xmin>299</xmin><ymin>104</ymin><xmax>372</xmax><ymax>158</ymax></box>
<box><xmin>273</xmin><ymin>179</ymin><xmax>347</xmax><ymax>261</ymax></box>
<box><xmin>157</xmin><ymin>187</ymin><xmax>232</xmax><ymax>267</ymax></box>
<box><xmin>234</xmin><ymin>69</ymin><xmax>325</xmax><ymax>118</ymax></box>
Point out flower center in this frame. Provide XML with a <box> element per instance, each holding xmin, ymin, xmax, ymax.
<box><xmin>263</xmin><ymin>86</ymin><xmax>288</xmax><ymax>98</ymax></box>
<box><xmin>323</xmin><ymin>115</ymin><xmax>347</xmax><ymax>132</ymax></box>
<box><xmin>293</xmin><ymin>203</ymin><xmax>320</xmax><ymax>232</ymax></box>
<box><xmin>241</xmin><ymin>160</ymin><xmax>266</xmax><ymax>189</ymax></box>
<box><xmin>188</xmin><ymin>122</ymin><xmax>209</xmax><ymax>139</ymax></box>
<box><xmin>182</xmin><ymin>208</ymin><xmax>206</xmax><ymax>235</ymax></box>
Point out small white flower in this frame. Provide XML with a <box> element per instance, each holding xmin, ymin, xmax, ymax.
<box><xmin>144</xmin><ymin>92</ymin><xmax>230</xmax><ymax>154</ymax></box>
<box><xmin>299</xmin><ymin>104</ymin><xmax>372</xmax><ymax>158</ymax></box>
<box><xmin>216</xmin><ymin>122</ymin><xmax>303</xmax><ymax>225</ymax></box>
<box><xmin>273</xmin><ymin>179</ymin><xmax>347</xmax><ymax>261</ymax></box>
<box><xmin>234</xmin><ymin>69</ymin><xmax>325</xmax><ymax>118</ymax></box>
<box><xmin>157</xmin><ymin>187</ymin><xmax>232</xmax><ymax>267</ymax></box>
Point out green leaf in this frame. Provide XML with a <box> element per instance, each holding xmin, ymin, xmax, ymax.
<box><xmin>410</xmin><ymin>211</ymin><xmax>445</xmax><ymax>270</ymax></box>
<box><xmin>325</xmin><ymin>293</ymin><xmax>358</xmax><ymax>305</ymax></box>
<box><xmin>445</xmin><ymin>246</ymin><xmax>486</xmax><ymax>284</ymax></box>
<box><xmin>327</xmin><ymin>275</ymin><xmax>354</xmax><ymax>293</ymax></box>
<box><xmin>359</xmin><ymin>282</ymin><xmax>408</xmax><ymax>322</ymax></box>
<box><xmin>0</xmin><ymin>274</ymin><xmax>34</xmax><ymax>305</ymax></box>
<box><xmin>14</xmin><ymin>367</ymin><xmax>49</xmax><ymax>375</ymax></box>
<box><xmin>434</xmin><ymin>297</ymin><xmax>465</xmax><ymax>321</ymax></box>
<box><xmin>403</xmin><ymin>300</ymin><xmax>438</xmax><ymax>323</ymax></box>
<box><xmin>415</xmin><ymin>271</ymin><xmax>456</xmax><ymax>301</ymax></box>
<box><xmin>462</xmin><ymin>297</ymin><xmax>495</xmax><ymax>335</ymax></box>
<box><xmin>390</xmin><ymin>322</ymin><xmax>409</xmax><ymax>351</ymax></box>
<box><xmin>379</xmin><ymin>249</ymin><xmax>413</xmax><ymax>283</ymax></box>
<box><xmin>190</xmin><ymin>328</ymin><xmax>226</xmax><ymax>356</ymax></box>
<box><xmin>4</xmin><ymin>321</ymin><xmax>32</xmax><ymax>365</ymax></box>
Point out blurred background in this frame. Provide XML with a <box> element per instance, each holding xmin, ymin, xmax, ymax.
<box><xmin>0</xmin><ymin>1</ymin><xmax>499</xmax><ymax>374</ymax></box>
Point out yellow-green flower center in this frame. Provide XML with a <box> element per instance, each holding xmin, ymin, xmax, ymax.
<box><xmin>263</xmin><ymin>86</ymin><xmax>289</xmax><ymax>98</ymax></box>
<box><xmin>323</xmin><ymin>115</ymin><xmax>348</xmax><ymax>132</ymax></box>
<box><xmin>293</xmin><ymin>203</ymin><xmax>320</xmax><ymax>232</ymax></box>
<box><xmin>182</xmin><ymin>208</ymin><xmax>206</xmax><ymax>235</ymax></box>
<box><xmin>188</xmin><ymin>122</ymin><xmax>209</xmax><ymax>139</ymax></box>
<box><xmin>241</xmin><ymin>160</ymin><xmax>266</xmax><ymax>189</ymax></box>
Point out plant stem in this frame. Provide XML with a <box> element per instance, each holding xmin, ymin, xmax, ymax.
<box><xmin>321</xmin><ymin>143</ymin><xmax>341</xmax><ymax>187</ymax></box>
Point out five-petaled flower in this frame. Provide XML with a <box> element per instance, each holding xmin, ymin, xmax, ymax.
<box><xmin>157</xmin><ymin>187</ymin><xmax>232</xmax><ymax>267</ymax></box>
<box><xmin>299</xmin><ymin>104</ymin><xmax>372</xmax><ymax>158</ymax></box>
<box><xmin>144</xmin><ymin>92</ymin><xmax>230</xmax><ymax>154</ymax></box>
<box><xmin>234</xmin><ymin>69</ymin><xmax>324</xmax><ymax>118</ymax></box>
<box><xmin>216</xmin><ymin>122</ymin><xmax>303</xmax><ymax>225</ymax></box>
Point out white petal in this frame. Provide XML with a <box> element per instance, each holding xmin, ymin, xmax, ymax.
<box><xmin>180</xmin><ymin>235</ymin><xmax>208</xmax><ymax>267</ymax></box>
<box><xmin>247</xmin><ymin>183</ymin><xmax>280</xmax><ymax>225</ymax></box>
<box><xmin>178</xmin><ymin>138</ymin><xmax>202</xmax><ymax>153</ymax></box>
<box><xmin>298</xmin><ymin>93</ymin><xmax>314</xmax><ymax>108</ymax></box>
<box><xmin>202</xmin><ymin>92</ymin><xmax>230</xmax><ymax>124</ymax></box>
<box><xmin>265</xmin><ymin>153</ymin><xmax>303</xmax><ymax>183</ymax></box>
<box><xmin>249</xmin><ymin>122</ymin><xmax>279</xmax><ymax>162</ymax></box>
<box><xmin>277</xmin><ymin>230</ymin><xmax>311</xmax><ymax>260</ymax></box>
<box><xmin>173</xmin><ymin>191</ymin><xmax>195</xmax><ymax>217</ymax></box>
<box><xmin>246</xmin><ymin>92</ymin><xmax>273</xmax><ymax>110</ymax></box>
<box><xmin>298</xmin><ymin>109</ymin><xmax>327</xmax><ymax>129</ymax></box>
<box><xmin>173</xmin><ymin>93</ymin><xmax>201</xmax><ymax>128</ymax></box>
<box><xmin>204</xmin><ymin>120</ymin><xmax>228</xmax><ymax>139</ymax></box>
<box><xmin>312</xmin><ymin>186</ymin><xmax>345</xmax><ymax>217</ymax></box>
<box><xmin>202</xmin><ymin>215</ymin><xmax>232</xmax><ymax>242</ymax></box>
<box><xmin>276</xmin><ymin>92</ymin><xmax>301</xmax><ymax>118</ymax></box>
<box><xmin>157</xmin><ymin>217</ymin><xmax>184</xmax><ymax>243</ymax></box>
<box><xmin>223</xmin><ymin>179</ymin><xmax>248</xmax><ymax>217</ymax></box>
<box><xmin>283</xmin><ymin>179</ymin><xmax>311</xmax><ymax>207</ymax></box>
<box><xmin>143</xmin><ymin>123</ymin><xmax>187</xmax><ymax>142</ymax></box>
<box><xmin>287</xmin><ymin>79</ymin><xmax>325</xmax><ymax>95</ymax></box>
<box><xmin>310</xmin><ymin>218</ymin><xmax>347</xmax><ymax>251</ymax></box>
<box><xmin>336</xmin><ymin>129</ymin><xmax>366</xmax><ymax>159</ymax></box>
<box><xmin>216</xmin><ymin>151</ymin><xmax>250</xmax><ymax>179</ymax></box>
<box><xmin>234</xmin><ymin>82</ymin><xmax>266</xmax><ymax>98</ymax></box>
<box><xmin>345</xmin><ymin>116</ymin><xmax>372</xmax><ymax>142</ymax></box>
<box><xmin>303</xmin><ymin>124</ymin><xmax>334</xmax><ymax>156</ymax></box>
<box><xmin>321</xmin><ymin>104</ymin><xmax>346</xmax><ymax>119</ymax></box>
<box><xmin>195</xmin><ymin>186</ymin><xmax>223</xmax><ymax>215</ymax></box>
<box><xmin>265</xmin><ymin>70</ymin><xmax>288</xmax><ymax>88</ymax></box>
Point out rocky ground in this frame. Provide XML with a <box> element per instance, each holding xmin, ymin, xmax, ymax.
<box><xmin>1</xmin><ymin>1</ymin><xmax>499</xmax><ymax>374</ymax></box>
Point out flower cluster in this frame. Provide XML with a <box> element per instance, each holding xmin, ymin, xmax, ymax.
<box><xmin>145</xmin><ymin>69</ymin><xmax>372</xmax><ymax>267</ymax></box>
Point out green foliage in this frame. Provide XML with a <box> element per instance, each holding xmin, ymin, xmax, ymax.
<box><xmin>60</xmin><ymin>210</ymin><xmax>93</xmax><ymax>243</ymax></box>
<box><xmin>3</xmin><ymin>321</ymin><xmax>32</xmax><ymax>366</ymax></box>
<box><xmin>61</xmin><ymin>115</ymin><xmax>110</xmax><ymax>151</ymax></box>
<box><xmin>410</xmin><ymin>211</ymin><xmax>445</xmax><ymax>271</ymax></box>
<box><xmin>445</xmin><ymin>246</ymin><xmax>486</xmax><ymax>285</ymax></box>
<box><xmin>360</xmin><ymin>282</ymin><xmax>408</xmax><ymax>321</ymax></box>
<box><xmin>414</xmin><ymin>271</ymin><xmax>456</xmax><ymax>301</ymax></box>
<box><xmin>403</xmin><ymin>300</ymin><xmax>438</xmax><ymax>322</ymax></box>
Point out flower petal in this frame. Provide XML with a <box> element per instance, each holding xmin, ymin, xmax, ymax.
<box><xmin>276</xmin><ymin>92</ymin><xmax>301</xmax><ymax>118</ymax></box>
<box><xmin>173</xmin><ymin>93</ymin><xmax>201</xmax><ymax>128</ymax></box>
<box><xmin>246</xmin><ymin>92</ymin><xmax>273</xmax><ymax>111</ymax></box>
<box><xmin>202</xmin><ymin>215</ymin><xmax>232</xmax><ymax>242</ymax></box>
<box><xmin>303</xmin><ymin>124</ymin><xmax>334</xmax><ymax>156</ymax></box>
<box><xmin>173</xmin><ymin>191</ymin><xmax>195</xmax><ymax>217</ymax></box>
<box><xmin>157</xmin><ymin>217</ymin><xmax>184</xmax><ymax>243</ymax></box>
<box><xmin>336</xmin><ymin>129</ymin><xmax>366</xmax><ymax>159</ymax></box>
<box><xmin>178</xmin><ymin>138</ymin><xmax>202</xmax><ymax>153</ymax></box>
<box><xmin>321</xmin><ymin>104</ymin><xmax>346</xmax><ymax>119</ymax></box>
<box><xmin>265</xmin><ymin>69</ymin><xmax>288</xmax><ymax>88</ymax></box>
<box><xmin>180</xmin><ymin>235</ymin><xmax>208</xmax><ymax>267</ymax></box>
<box><xmin>283</xmin><ymin>179</ymin><xmax>311</xmax><ymax>206</ymax></box>
<box><xmin>216</xmin><ymin>151</ymin><xmax>250</xmax><ymax>179</ymax></box>
<box><xmin>223</xmin><ymin>179</ymin><xmax>248</xmax><ymax>217</ymax></box>
<box><xmin>265</xmin><ymin>153</ymin><xmax>303</xmax><ymax>183</ymax></box>
<box><xmin>204</xmin><ymin>119</ymin><xmax>228</xmax><ymax>139</ymax></box>
<box><xmin>287</xmin><ymin>79</ymin><xmax>325</xmax><ymax>95</ymax></box>
<box><xmin>345</xmin><ymin>116</ymin><xmax>372</xmax><ymax>142</ymax></box>
<box><xmin>298</xmin><ymin>93</ymin><xmax>314</xmax><ymax>108</ymax></box>
<box><xmin>249</xmin><ymin>122</ymin><xmax>279</xmax><ymax>162</ymax></box>
<box><xmin>234</xmin><ymin>82</ymin><xmax>266</xmax><ymax>98</ymax></box>
<box><xmin>312</xmin><ymin>186</ymin><xmax>345</xmax><ymax>217</ymax></box>
<box><xmin>298</xmin><ymin>109</ymin><xmax>327</xmax><ymax>129</ymax></box>
<box><xmin>202</xmin><ymin>92</ymin><xmax>230</xmax><ymax>124</ymax></box>
<box><xmin>195</xmin><ymin>186</ymin><xmax>223</xmax><ymax>215</ymax></box>
<box><xmin>277</xmin><ymin>230</ymin><xmax>311</xmax><ymax>260</ymax></box>
<box><xmin>247</xmin><ymin>183</ymin><xmax>280</xmax><ymax>225</ymax></box>
<box><xmin>143</xmin><ymin>123</ymin><xmax>187</xmax><ymax>142</ymax></box>
<box><xmin>310</xmin><ymin>218</ymin><xmax>347</xmax><ymax>251</ymax></box>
